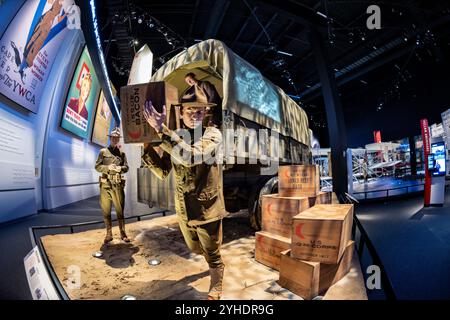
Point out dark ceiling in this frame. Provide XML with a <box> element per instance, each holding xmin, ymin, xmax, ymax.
<box><xmin>96</xmin><ymin>0</ymin><xmax>450</xmax><ymax>147</ymax></box>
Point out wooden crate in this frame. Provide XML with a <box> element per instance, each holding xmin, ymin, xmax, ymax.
<box><xmin>278</xmin><ymin>240</ymin><xmax>355</xmax><ymax>299</ymax></box>
<box><xmin>254</xmin><ymin>231</ymin><xmax>291</xmax><ymax>271</ymax></box>
<box><xmin>278</xmin><ymin>249</ymin><xmax>320</xmax><ymax>300</ymax></box>
<box><xmin>261</xmin><ymin>194</ymin><xmax>311</xmax><ymax>238</ymax></box>
<box><xmin>120</xmin><ymin>81</ymin><xmax>179</xmax><ymax>143</ymax></box>
<box><xmin>319</xmin><ymin>240</ymin><xmax>355</xmax><ymax>293</ymax></box>
<box><xmin>310</xmin><ymin>191</ymin><xmax>332</xmax><ymax>206</ymax></box>
<box><xmin>278</xmin><ymin>165</ymin><xmax>320</xmax><ymax>197</ymax></box>
<box><xmin>291</xmin><ymin>204</ymin><xmax>354</xmax><ymax>264</ymax></box>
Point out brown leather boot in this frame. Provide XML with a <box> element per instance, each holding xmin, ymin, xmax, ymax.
<box><xmin>118</xmin><ymin>219</ymin><xmax>130</xmax><ymax>242</ymax></box>
<box><xmin>207</xmin><ymin>265</ymin><xmax>224</xmax><ymax>300</ymax></box>
<box><xmin>103</xmin><ymin>218</ymin><xmax>113</xmax><ymax>244</ymax></box>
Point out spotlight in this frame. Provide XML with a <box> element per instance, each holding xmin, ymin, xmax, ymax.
<box><xmin>138</xmin><ymin>18</ymin><xmax>143</xmax><ymax>24</ymax></box>
<box><xmin>92</xmin><ymin>251</ymin><xmax>103</xmax><ymax>258</ymax></box>
<box><xmin>134</xmin><ymin>39</ymin><xmax>139</xmax><ymax>45</ymax></box>
<box><xmin>148</xmin><ymin>259</ymin><xmax>161</xmax><ymax>266</ymax></box>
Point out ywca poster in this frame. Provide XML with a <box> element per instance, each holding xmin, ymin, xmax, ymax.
<box><xmin>91</xmin><ymin>90</ymin><xmax>114</xmax><ymax>147</ymax></box>
<box><xmin>0</xmin><ymin>0</ymin><xmax>81</xmax><ymax>113</ymax></box>
<box><xmin>60</xmin><ymin>47</ymin><xmax>100</xmax><ymax>139</ymax></box>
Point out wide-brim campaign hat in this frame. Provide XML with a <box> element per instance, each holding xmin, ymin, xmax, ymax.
<box><xmin>181</xmin><ymin>85</ymin><xmax>216</xmax><ymax>108</ymax></box>
<box><xmin>108</xmin><ymin>127</ymin><xmax>121</xmax><ymax>138</ymax></box>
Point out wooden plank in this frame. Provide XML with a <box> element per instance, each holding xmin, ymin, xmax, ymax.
<box><xmin>255</xmin><ymin>231</ymin><xmax>291</xmax><ymax>271</ymax></box>
<box><xmin>261</xmin><ymin>194</ymin><xmax>311</xmax><ymax>238</ymax></box>
<box><xmin>291</xmin><ymin>204</ymin><xmax>354</xmax><ymax>264</ymax></box>
<box><xmin>278</xmin><ymin>249</ymin><xmax>320</xmax><ymax>300</ymax></box>
<box><xmin>278</xmin><ymin>165</ymin><xmax>320</xmax><ymax>197</ymax></box>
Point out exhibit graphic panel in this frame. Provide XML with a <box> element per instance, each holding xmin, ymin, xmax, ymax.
<box><xmin>127</xmin><ymin>44</ymin><xmax>153</xmax><ymax>85</ymax></box>
<box><xmin>233</xmin><ymin>57</ymin><xmax>281</xmax><ymax>122</ymax></box>
<box><xmin>441</xmin><ymin>108</ymin><xmax>450</xmax><ymax>147</ymax></box>
<box><xmin>0</xmin><ymin>0</ymin><xmax>80</xmax><ymax>113</ymax></box>
<box><xmin>60</xmin><ymin>46</ymin><xmax>100</xmax><ymax>139</ymax></box>
<box><xmin>91</xmin><ymin>90</ymin><xmax>114</xmax><ymax>147</ymax></box>
<box><xmin>0</xmin><ymin>107</ymin><xmax>35</xmax><ymax>191</ymax></box>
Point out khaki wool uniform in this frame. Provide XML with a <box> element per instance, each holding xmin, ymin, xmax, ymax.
<box><xmin>142</xmin><ymin>126</ymin><xmax>228</xmax><ymax>269</ymax></box>
<box><xmin>95</xmin><ymin>146</ymin><xmax>129</xmax><ymax>234</ymax></box>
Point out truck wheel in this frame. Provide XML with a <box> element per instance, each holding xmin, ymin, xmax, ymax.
<box><xmin>248</xmin><ymin>176</ymin><xmax>278</xmax><ymax>230</ymax></box>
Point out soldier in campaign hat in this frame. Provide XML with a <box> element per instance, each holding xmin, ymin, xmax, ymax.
<box><xmin>95</xmin><ymin>127</ymin><xmax>130</xmax><ymax>244</ymax></box>
<box><xmin>142</xmin><ymin>86</ymin><xmax>227</xmax><ymax>300</ymax></box>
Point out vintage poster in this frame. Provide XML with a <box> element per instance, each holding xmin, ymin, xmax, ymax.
<box><xmin>91</xmin><ymin>89</ymin><xmax>114</xmax><ymax>147</ymax></box>
<box><xmin>0</xmin><ymin>0</ymin><xmax>81</xmax><ymax>113</ymax></box>
<box><xmin>60</xmin><ymin>46</ymin><xmax>100</xmax><ymax>139</ymax></box>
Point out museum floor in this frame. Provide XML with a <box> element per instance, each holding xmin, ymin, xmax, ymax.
<box><xmin>356</xmin><ymin>189</ymin><xmax>450</xmax><ymax>299</ymax></box>
<box><xmin>0</xmin><ymin>189</ymin><xmax>449</xmax><ymax>300</ymax></box>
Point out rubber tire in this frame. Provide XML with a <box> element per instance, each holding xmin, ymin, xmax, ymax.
<box><xmin>248</xmin><ymin>177</ymin><xmax>278</xmax><ymax>230</ymax></box>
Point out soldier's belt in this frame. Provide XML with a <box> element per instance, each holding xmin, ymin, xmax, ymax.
<box><xmin>100</xmin><ymin>175</ymin><xmax>125</xmax><ymax>183</ymax></box>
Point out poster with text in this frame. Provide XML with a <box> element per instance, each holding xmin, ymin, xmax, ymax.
<box><xmin>60</xmin><ymin>46</ymin><xmax>100</xmax><ymax>139</ymax></box>
<box><xmin>0</xmin><ymin>0</ymin><xmax>81</xmax><ymax>113</ymax></box>
<box><xmin>91</xmin><ymin>90</ymin><xmax>114</xmax><ymax>147</ymax></box>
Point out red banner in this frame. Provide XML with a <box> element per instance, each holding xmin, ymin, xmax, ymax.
<box><xmin>373</xmin><ymin>130</ymin><xmax>382</xmax><ymax>143</ymax></box>
<box><xmin>420</xmin><ymin>119</ymin><xmax>431</xmax><ymax>206</ymax></box>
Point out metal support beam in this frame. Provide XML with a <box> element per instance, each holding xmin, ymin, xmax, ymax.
<box><xmin>308</xmin><ymin>27</ymin><xmax>348</xmax><ymax>200</ymax></box>
<box><xmin>253</xmin><ymin>19</ymin><xmax>296</xmax><ymax>65</ymax></box>
<box><xmin>232</xmin><ymin>6</ymin><xmax>258</xmax><ymax>49</ymax></box>
<box><xmin>204</xmin><ymin>0</ymin><xmax>230</xmax><ymax>39</ymax></box>
<box><xmin>243</xmin><ymin>13</ymin><xmax>278</xmax><ymax>58</ymax></box>
<box><xmin>188</xmin><ymin>0</ymin><xmax>201</xmax><ymax>38</ymax></box>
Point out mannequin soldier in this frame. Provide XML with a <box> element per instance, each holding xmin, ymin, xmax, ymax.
<box><xmin>142</xmin><ymin>91</ymin><xmax>227</xmax><ymax>300</ymax></box>
<box><xmin>95</xmin><ymin>127</ymin><xmax>130</xmax><ymax>244</ymax></box>
<box><xmin>184</xmin><ymin>72</ymin><xmax>221</xmax><ymax>106</ymax></box>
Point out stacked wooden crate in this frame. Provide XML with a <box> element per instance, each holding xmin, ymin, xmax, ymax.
<box><xmin>255</xmin><ymin>165</ymin><xmax>329</xmax><ymax>270</ymax></box>
<box><xmin>254</xmin><ymin>165</ymin><xmax>355</xmax><ymax>300</ymax></box>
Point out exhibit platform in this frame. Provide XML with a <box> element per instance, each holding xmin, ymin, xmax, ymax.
<box><xmin>39</xmin><ymin>211</ymin><xmax>367</xmax><ymax>300</ymax></box>
<box><xmin>323</xmin><ymin>176</ymin><xmax>425</xmax><ymax>200</ymax></box>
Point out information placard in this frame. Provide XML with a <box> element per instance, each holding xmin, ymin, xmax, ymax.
<box><xmin>0</xmin><ymin>108</ymin><xmax>35</xmax><ymax>191</ymax></box>
<box><xmin>23</xmin><ymin>246</ymin><xmax>60</xmax><ymax>300</ymax></box>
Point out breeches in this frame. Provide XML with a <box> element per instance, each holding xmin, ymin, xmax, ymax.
<box><xmin>100</xmin><ymin>184</ymin><xmax>125</xmax><ymax>221</ymax></box>
<box><xmin>178</xmin><ymin>218</ymin><xmax>224</xmax><ymax>269</ymax></box>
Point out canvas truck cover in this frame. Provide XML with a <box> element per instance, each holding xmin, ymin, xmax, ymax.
<box><xmin>150</xmin><ymin>39</ymin><xmax>311</xmax><ymax>147</ymax></box>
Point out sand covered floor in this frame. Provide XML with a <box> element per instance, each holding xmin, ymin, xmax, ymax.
<box><xmin>41</xmin><ymin>211</ymin><xmax>367</xmax><ymax>300</ymax></box>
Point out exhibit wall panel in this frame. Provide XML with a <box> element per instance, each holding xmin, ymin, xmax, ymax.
<box><xmin>0</xmin><ymin>107</ymin><xmax>36</xmax><ymax>223</ymax></box>
<box><xmin>0</xmin><ymin>3</ymin><xmax>103</xmax><ymax>221</ymax></box>
<box><xmin>0</xmin><ymin>4</ymin><xmax>82</xmax><ymax>222</ymax></box>
<box><xmin>41</xmin><ymin>36</ymin><xmax>103</xmax><ymax>211</ymax></box>
<box><xmin>33</xmin><ymin>30</ymin><xmax>85</xmax><ymax>210</ymax></box>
